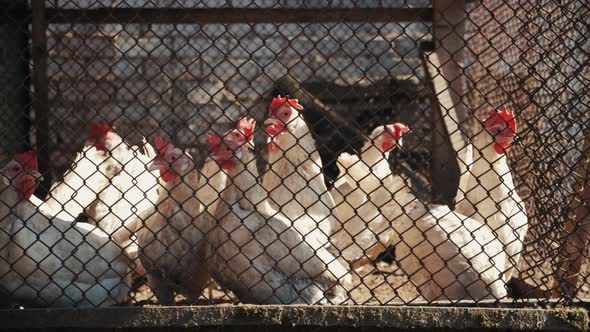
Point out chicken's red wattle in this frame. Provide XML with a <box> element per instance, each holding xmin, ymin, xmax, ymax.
<box><xmin>268</xmin><ymin>142</ymin><xmax>280</xmax><ymax>153</ymax></box>
<box><xmin>160</xmin><ymin>169</ymin><xmax>178</xmax><ymax>183</ymax></box>
<box><xmin>17</xmin><ymin>176</ymin><xmax>37</xmax><ymax>201</ymax></box>
<box><xmin>381</xmin><ymin>139</ymin><xmax>395</xmax><ymax>153</ymax></box>
<box><xmin>265</xmin><ymin>123</ymin><xmax>285</xmax><ymax>137</ymax></box>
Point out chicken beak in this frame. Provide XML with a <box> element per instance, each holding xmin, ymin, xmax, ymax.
<box><xmin>265</xmin><ymin>117</ymin><xmax>288</xmax><ymax>137</ymax></box>
<box><xmin>234</xmin><ymin>147</ymin><xmax>243</xmax><ymax>160</ymax></box>
<box><xmin>148</xmin><ymin>159</ymin><xmax>168</xmax><ymax>172</ymax></box>
<box><xmin>263</xmin><ymin>117</ymin><xmax>279</xmax><ymax>127</ymax></box>
<box><xmin>30</xmin><ymin>170</ymin><xmax>43</xmax><ymax>182</ymax></box>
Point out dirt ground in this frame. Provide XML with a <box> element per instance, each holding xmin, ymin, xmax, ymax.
<box><xmin>131</xmin><ymin>261</ymin><xmax>438</xmax><ymax>306</ymax></box>
<box><xmin>130</xmin><ymin>257</ymin><xmax>590</xmax><ymax>306</ymax></box>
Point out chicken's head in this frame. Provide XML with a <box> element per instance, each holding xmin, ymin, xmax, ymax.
<box><xmin>207</xmin><ymin>133</ymin><xmax>241</xmax><ymax>170</ymax></box>
<box><xmin>225</xmin><ymin>117</ymin><xmax>256</xmax><ymax>149</ymax></box>
<box><xmin>86</xmin><ymin>123</ymin><xmax>119</xmax><ymax>155</ymax></box>
<box><xmin>483</xmin><ymin>106</ymin><xmax>517</xmax><ymax>154</ymax></box>
<box><xmin>371</xmin><ymin>123</ymin><xmax>412</xmax><ymax>153</ymax></box>
<box><xmin>1</xmin><ymin>150</ymin><xmax>42</xmax><ymax>201</ymax></box>
<box><xmin>264</xmin><ymin>95</ymin><xmax>304</xmax><ymax>138</ymax></box>
<box><xmin>148</xmin><ymin>136</ymin><xmax>191</xmax><ymax>183</ymax></box>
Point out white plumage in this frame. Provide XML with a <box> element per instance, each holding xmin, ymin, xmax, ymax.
<box><xmin>339</xmin><ymin>125</ymin><xmax>507</xmax><ymax>301</ymax></box>
<box><xmin>205</xmin><ymin>124</ymin><xmax>347</xmax><ymax>304</ymax></box>
<box><xmin>455</xmin><ymin>107</ymin><xmax>528</xmax><ymax>282</ymax></box>
<box><xmin>137</xmin><ymin>137</ymin><xmax>226</xmax><ymax>305</ymax></box>
<box><xmin>0</xmin><ymin>155</ymin><xmax>129</xmax><ymax>307</ymax></box>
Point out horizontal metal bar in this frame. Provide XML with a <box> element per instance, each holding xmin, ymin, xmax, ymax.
<box><xmin>45</xmin><ymin>8</ymin><xmax>432</xmax><ymax>24</ymax></box>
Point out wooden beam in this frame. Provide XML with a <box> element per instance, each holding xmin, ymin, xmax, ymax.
<box><xmin>421</xmin><ymin>48</ymin><xmax>460</xmax><ymax>205</ymax></box>
<box><xmin>31</xmin><ymin>0</ymin><xmax>51</xmax><ymax>199</ymax></box>
<box><xmin>44</xmin><ymin>8</ymin><xmax>433</xmax><ymax>24</ymax></box>
<box><xmin>428</xmin><ymin>0</ymin><xmax>471</xmax><ymax>205</ymax></box>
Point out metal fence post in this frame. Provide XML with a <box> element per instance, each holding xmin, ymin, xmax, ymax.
<box><xmin>31</xmin><ymin>0</ymin><xmax>51</xmax><ymax>198</ymax></box>
<box><xmin>0</xmin><ymin>0</ymin><xmax>31</xmax><ymax>159</ymax></box>
<box><xmin>428</xmin><ymin>0</ymin><xmax>471</xmax><ymax>205</ymax></box>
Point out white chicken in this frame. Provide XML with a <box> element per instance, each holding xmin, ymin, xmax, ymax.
<box><xmin>262</xmin><ymin>96</ymin><xmax>336</xmax><ymax>252</ymax></box>
<box><xmin>84</xmin><ymin>135</ymin><xmax>161</xmax><ymax>288</ymax></box>
<box><xmin>38</xmin><ymin>124</ymin><xmax>124</xmax><ymax>221</ymax></box>
<box><xmin>0</xmin><ymin>151</ymin><xmax>130</xmax><ymax>307</ymax></box>
<box><xmin>340</xmin><ymin>127</ymin><xmax>508</xmax><ymax>301</ymax></box>
<box><xmin>330</xmin><ymin>124</ymin><xmax>411</xmax><ymax>265</ymax></box>
<box><xmin>204</xmin><ymin>118</ymin><xmax>348</xmax><ymax>304</ymax></box>
<box><xmin>86</xmin><ymin>136</ymin><xmax>159</xmax><ymax>235</ymax></box>
<box><xmin>455</xmin><ymin>106</ymin><xmax>528</xmax><ymax>282</ymax></box>
<box><xmin>137</xmin><ymin>136</ymin><xmax>226</xmax><ymax>305</ymax></box>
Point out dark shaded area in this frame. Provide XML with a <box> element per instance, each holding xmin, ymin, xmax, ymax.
<box><xmin>269</xmin><ymin>76</ymin><xmax>426</xmax><ymax>190</ymax></box>
<box><xmin>0</xmin><ymin>0</ymin><xmax>31</xmax><ymax>157</ymax></box>
<box><xmin>507</xmin><ymin>278</ymin><xmax>552</xmax><ymax>300</ymax></box>
<box><xmin>375</xmin><ymin>246</ymin><xmax>396</xmax><ymax>265</ymax></box>
<box><xmin>270</xmin><ymin>77</ymin><xmax>367</xmax><ymax>189</ymax></box>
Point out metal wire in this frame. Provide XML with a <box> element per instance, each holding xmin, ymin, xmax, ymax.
<box><xmin>0</xmin><ymin>0</ymin><xmax>588</xmax><ymax>308</ymax></box>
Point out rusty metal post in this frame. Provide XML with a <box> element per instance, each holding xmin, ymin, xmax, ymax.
<box><xmin>427</xmin><ymin>0</ymin><xmax>471</xmax><ymax>205</ymax></box>
<box><xmin>31</xmin><ymin>0</ymin><xmax>51</xmax><ymax>198</ymax></box>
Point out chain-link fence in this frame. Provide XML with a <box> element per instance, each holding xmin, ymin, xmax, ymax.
<box><xmin>0</xmin><ymin>0</ymin><xmax>588</xmax><ymax>308</ymax></box>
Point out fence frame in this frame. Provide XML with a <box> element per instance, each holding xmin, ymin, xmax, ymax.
<box><xmin>0</xmin><ymin>305</ymin><xmax>587</xmax><ymax>330</ymax></box>
<box><xmin>26</xmin><ymin>0</ymin><xmax>473</xmax><ymax>203</ymax></box>
<box><xmin>17</xmin><ymin>0</ymin><xmax>577</xmax><ymax>309</ymax></box>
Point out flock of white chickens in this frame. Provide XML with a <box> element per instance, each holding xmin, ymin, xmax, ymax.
<box><xmin>0</xmin><ymin>96</ymin><xmax>528</xmax><ymax>307</ymax></box>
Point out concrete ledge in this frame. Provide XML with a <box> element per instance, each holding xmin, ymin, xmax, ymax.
<box><xmin>0</xmin><ymin>305</ymin><xmax>587</xmax><ymax>331</ymax></box>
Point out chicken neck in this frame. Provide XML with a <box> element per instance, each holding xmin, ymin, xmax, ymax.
<box><xmin>157</xmin><ymin>170</ymin><xmax>202</xmax><ymax>220</ymax></box>
<box><xmin>464</xmin><ymin>129</ymin><xmax>517</xmax><ymax>244</ymax></box>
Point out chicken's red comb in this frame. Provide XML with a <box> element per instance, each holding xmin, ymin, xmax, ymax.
<box><xmin>269</xmin><ymin>95</ymin><xmax>303</xmax><ymax>115</ymax></box>
<box><xmin>386</xmin><ymin>123</ymin><xmax>412</xmax><ymax>139</ymax></box>
<box><xmin>484</xmin><ymin>106</ymin><xmax>517</xmax><ymax>134</ymax></box>
<box><xmin>237</xmin><ymin>117</ymin><xmax>256</xmax><ymax>141</ymax></box>
<box><xmin>88</xmin><ymin>123</ymin><xmax>111</xmax><ymax>140</ymax></box>
<box><xmin>15</xmin><ymin>150</ymin><xmax>38</xmax><ymax>171</ymax></box>
<box><xmin>206</xmin><ymin>133</ymin><xmax>222</xmax><ymax>149</ymax></box>
<box><xmin>154</xmin><ymin>136</ymin><xmax>172</xmax><ymax>156</ymax></box>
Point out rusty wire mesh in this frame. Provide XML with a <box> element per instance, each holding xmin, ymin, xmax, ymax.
<box><xmin>0</xmin><ymin>0</ymin><xmax>588</xmax><ymax>308</ymax></box>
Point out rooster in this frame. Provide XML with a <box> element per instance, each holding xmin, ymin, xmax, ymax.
<box><xmin>455</xmin><ymin>106</ymin><xmax>528</xmax><ymax>282</ymax></box>
<box><xmin>340</xmin><ymin>128</ymin><xmax>507</xmax><ymax>301</ymax></box>
<box><xmin>137</xmin><ymin>136</ymin><xmax>226</xmax><ymax>305</ymax></box>
<box><xmin>0</xmin><ymin>151</ymin><xmax>130</xmax><ymax>307</ymax></box>
<box><xmin>205</xmin><ymin>118</ymin><xmax>348</xmax><ymax>304</ymax></box>
<box><xmin>330</xmin><ymin>124</ymin><xmax>411</xmax><ymax>265</ymax></box>
<box><xmin>38</xmin><ymin>124</ymin><xmax>123</xmax><ymax>221</ymax></box>
<box><xmin>262</xmin><ymin>96</ymin><xmax>336</xmax><ymax>252</ymax></box>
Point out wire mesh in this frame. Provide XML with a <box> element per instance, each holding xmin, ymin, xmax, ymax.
<box><xmin>0</xmin><ymin>0</ymin><xmax>588</xmax><ymax>308</ymax></box>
